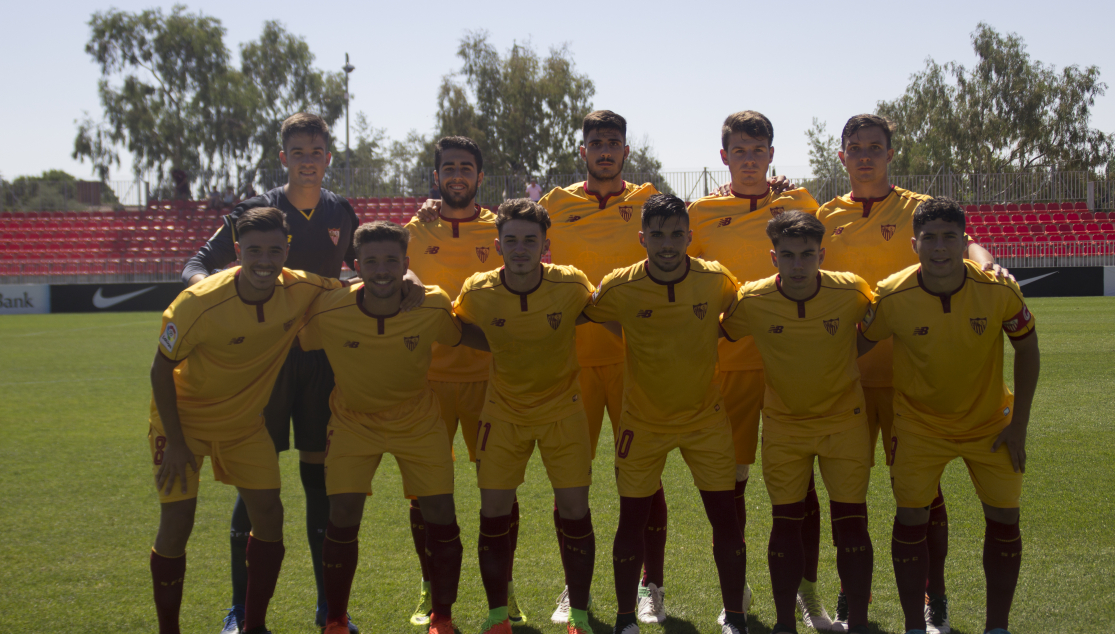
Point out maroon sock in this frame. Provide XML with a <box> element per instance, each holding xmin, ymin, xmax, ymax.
<box><xmin>553</xmin><ymin>503</ymin><xmax>567</xmax><ymax>586</ymax></box>
<box><xmin>700</xmin><ymin>489</ymin><xmax>746</xmax><ymax>612</ymax></box>
<box><xmin>768</xmin><ymin>503</ymin><xmax>805</xmax><ymax>626</ymax></box>
<box><xmin>150</xmin><ymin>550</ymin><xmax>185</xmax><ymax>634</ymax></box>
<box><xmin>926</xmin><ymin>487</ymin><xmax>949</xmax><ymax>596</ymax></box>
<box><xmin>614</xmin><ymin>495</ymin><xmax>653</xmax><ymax>613</ymax></box>
<box><xmin>409</xmin><ymin>500</ymin><xmax>430</xmax><ymax>581</ymax></box>
<box><xmin>478</xmin><ymin>513</ymin><xmax>511</xmax><ymax>609</ymax></box>
<box><xmin>640</xmin><ymin>485</ymin><xmax>667</xmax><ymax>588</ymax></box>
<box><xmin>426</xmin><ymin>520</ymin><xmax>463</xmax><ymax>620</ymax></box>
<box><xmin>323</xmin><ymin>522</ymin><xmax>360</xmax><ymax>626</ymax></box>
<box><xmin>243</xmin><ymin>535</ymin><xmax>285</xmax><ymax>631</ymax></box>
<box><xmin>891</xmin><ymin>519</ymin><xmax>929</xmax><ymax>632</ymax></box>
<box><xmin>507</xmin><ymin>500</ymin><xmax>519</xmax><ymax>583</ymax></box>
<box><xmin>733</xmin><ymin>478</ymin><xmax>748</xmax><ymax>539</ymax></box>
<box><xmin>983</xmin><ymin>517</ymin><xmax>1022</xmax><ymax>632</ymax></box>
<box><xmin>832</xmin><ymin>502</ymin><xmax>873</xmax><ymax>629</ymax></box>
<box><xmin>561</xmin><ymin>511</ymin><xmax>596</xmax><ymax>611</ymax></box>
<box><xmin>802</xmin><ymin>473</ymin><xmax>821</xmax><ymax>583</ymax></box>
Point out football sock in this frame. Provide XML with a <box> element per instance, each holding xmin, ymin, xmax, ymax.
<box><xmin>150</xmin><ymin>548</ymin><xmax>185</xmax><ymax>634</ymax></box>
<box><xmin>733</xmin><ymin>477</ymin><xmax>748</xmax><ymax>540</ymax></box>
<box><xmin>614</xmin><ymin>611</ymin><xmax>637</xmax><ymax>630</ymax></box>
<box><xmin>613</xmin><ymin>495</ymin><xmax>653</xmax><ymax>613</ymax></box>
<box><xmin>560</xmin><ymin>511</ymin><xmax>596</xmax><ymax>611</ymax></box>
<box><xmin>926</xmin><ymin>486</ymin><xmax>949</xmax><ymax>597</ymax></box>
<box><xmin>700</xmin><ymin>489</ymin><xmax>746</xmax><ymax>612</ymax></box>
<box><xmin>508</xmin><ymin>499</ymin><xmax>520</xmax><ymax>583</ymax></box>
<box><xmin>409</xmin><ymin>499</ymin><xmax>430</xmax><ymax>580</ymax></box>
<box><xmin>891</xmin><ymin>518</ymin><xmax>929</xmax><ymax>633</ymax></box>
<box><xmin>723</xmin><ymin>609</ymin><xmax>748</xmax><ymax>632</ymax></box>
<box><xmin>478</xmin><ymin>513</ymin><xmax>511</xmax><ymax>609</ymax></box>
<box><xmin>243</xmin><ymin>534</ymin><xmax>285</xmax><ymax>632</ymax></box>
<box><xmin>831</xmin><ymin>501</ymin><xmax>873</xmax><ymax>629</ymax></box>
<box><xmin>641</xmin><ymin>484</ymin><xmax>667</xmax><ymax>588</ymax></box>
<box><xmin>802</xmin><ymin>473</ymin><xmax>821</xmax><ymax>584</ymax></box>
<box><xmin>983</xmin><ymin>516</ymin><xmax>1022</xmax><ymax>632</ymax></box>
<box><xmin>768</xmin><ymin>502</ymin><xmax>805</xmax><ymax>626</ymax></box>
<box><xmin>229</xmin><ymin>494</ymin><xmax>251</xmax><ymax>607</ymax></box>
<box><xmin>322</xmin><ymin>521</ymin><xmax>360</xmax><ymax>625</ymax></box>
<box><xmin>553</xmin><ymin>502</ymin><xmax>567</xmax><ymax>586</ymax></box>
<box><xmin>425</xmin><ymin>519</ymin><xmax>463</xmax><ymax>620</ymax></box>
<box><xmin>299</xmin><ymin>461</ymin><xmax>329</xmax><ymax>610</ymax></box>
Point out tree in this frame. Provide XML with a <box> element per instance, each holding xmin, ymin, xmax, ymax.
<box><xmin>804</xmin><ymin>118</ymin><xmax>842</xmax><ymax>179</ymax></box>
<box><xmin>878</xmin><ymin>23</ymin><xmax>1115</xmax><ymax>176</ymax></box>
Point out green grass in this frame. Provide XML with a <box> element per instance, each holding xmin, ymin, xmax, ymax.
<box><xmin>0</xmin><ymin>297</ymin><xmax>1113</xmax><ymax>633</ymax></box>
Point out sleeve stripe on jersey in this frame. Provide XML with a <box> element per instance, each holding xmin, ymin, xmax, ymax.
<box><xmin>820</xmin><ymin>283</ymin><xmax>874</xmax><ymax>304</ymax></box>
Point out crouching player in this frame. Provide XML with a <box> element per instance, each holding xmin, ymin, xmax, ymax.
<box><xmin>583</xmin><ymin>194</ymin><xmax>749</xmax><ymax>634</ymax></box>
<box><xmin>858</xmin><ymin>198</ymin><xmax>1040</xmax><ymax>634</ymax></box>
<box><xmin>148</xmin><ymin>207</ymin><xmax>344</xmax><ymax>634</ymax></box>
<box><xmin>297</xmin><ymin>221</ymin><xmax>473</xmax><ymax>634</ymax></box>
<box><xmin>452</xmin><ymin>199</ymin><xmax>598</xmax><ymax>634</ymax></box>
<box><xmin>720</xmin><ymin>211</ymin><xmax>875</xmax><ymax>634</ymax></box>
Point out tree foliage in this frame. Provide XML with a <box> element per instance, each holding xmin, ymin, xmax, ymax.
<box><xmin>878</xmin><ymin>23</ymin><xmax>1114</xmax><ymax>175</ymax></box>
<box><xmin>804</xmin><ymin>118</ymin><xmax>842</xmax><ymax>179</ymax></box>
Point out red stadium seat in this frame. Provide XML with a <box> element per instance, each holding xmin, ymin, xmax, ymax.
<box><xmin>1009</xmin><ymin>214</ymin><xmax>1024</xmax><ymax>223</ymax></box>
<box><xmin>1095</xmin><ymin>211</ymin><xmax>1109</xmax><ymax>221</ymax></box>
<box><xmin>1035</xmin><ymin>235</ymin><xmax>1049</xmax><ymax>244</ymax></box>
<box><xmin>978</xmin><ymin>204</ymin><xmax>993</xmax><ymax>213</ymax></box>
<box><xmin>964</xmin><ymin>205</ymin><xmax>979</xmax><ymax>214</ymax></box>
<box><xmin>988</xmin><ymin>226</ymin><xmax>1003</xmax><ymax>236</ymax></box>
<box><xmin>1001</xmin><ymin>226</ymin><xmax>1017</xmax><ymax>236</ymax></box>
<box><xmin>1086</xmin><ymin>223</ymin><xmax>1101</xmax><ymax>232</ymax></box>
<box><xmin>1101</xmin><ymin>223</ymin><xmax>1115</xmax><ymax>232</ymax></box>
<box><xmin>1080</xmin><ymin>211</ymin><xmax>1095</xmax><ymax>221</ymax></box>
<box><xmin>1023</xmin><ymin>213</ymin><xmax>1038</xmax><ymax>223</ymax></box>
<box><xmin>1067</xmin><ymin>212</ymin><xmax>1081</xmax><ymax>222</ymax></box>
<box><xmin>1074</xmin><ymin>201</ymin><xmax>1089</xmax><ymax>211</ymax></box>
<box><xmin>995</xmin><ymin>214</ymin><xmax>1009</xmax><ymax>224</ymax></box>
<box><xmin>1072</xmin><ymin>223</ymin><xmax>1086</xmax><ymax>233</ymax></box>
<box><xmin>1037</xmin><ymin>213</ymin><xmax>1053</xmax><ymax>222</ymax></box>
<box><xmin>1048</xmin><ymin>234</ymin><xmax>1064</xmax><ymax>243</ymax></box>
<box><xmin>1006</xmin><ymin>203</ymin><xmax>1020</xmax><ymax>212</ymax></box>
<box><xmin>1033</xmin><ymin>203</ymin><xmax>1047</xmax><ymax>212</ymax></box>
<box><xmin>980</xmin><ymin>214</ymin><xmax>995</xmax><ymax>224</ymax></box>
<box><xmin>1052</xmin><ymin>213</ymin><xmax>1067</xmax><ymax>222</ymax></box>
<box><xmin>1015</xmin><ymin>225</ymin><xmax>1030</xmax><ymax>236</ymax></box>
<box><xmin>968</xmin><ymin>215</ymin><xmax>984</xmax><ymax>224</ymax></box>
<box><xmin>973</xmin><ymin>225</ymin><xmax>991</xmax><ymax>237</ymax></box>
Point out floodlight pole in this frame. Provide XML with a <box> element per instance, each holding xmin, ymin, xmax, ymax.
<box><xmin>343</xmin><ymin>53</ymin><xmax>356</xmax><ymax>198</ymax></box>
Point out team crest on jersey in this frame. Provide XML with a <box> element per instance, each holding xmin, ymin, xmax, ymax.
<box><xmin>283</xmin><ymin>318</ymin><xmax>296</xmax><ymax>332</ymax></box>
<box><xmin>970</xmin><ymin>317</ymin><xmax>988</xmax><ymax>335</ymax></box>
<box><xmin>769</xmin><ymin>206</ymin><xmax>785</xmax><ymax>216</ymax></box>
<box><xmin>425</xmin><ymin>246</ymin><xmax>440</xmax><ymax>254</ymax></box>
<box><xmin>880</xmin><ymin>224</ymin><xmax>897</xmax><ymax>241</ymax></box>
<box><xmin>832</xmin><ymin>226</ymin><xmax>845</xmax><ymax>236</ymax></box>
<box><xmin>823</xmin><ymin>318</ymin><xmax>840</xmax><ymax>335</ymax></box>
<box><xmin>717</xmin><ymin>218</ymin><xmax>732</xmax><ymax>228</ymax></box>
<box><xmin>476</xmin><ymin>246</ymin><xmax>490</xmax><ymax>263</ymax></box>
<box><xmin>328</xmin><ymin>228</ymin><xmax>340</xmax><ymax>245</ymax></box>
<box><xmin>692</xmin><ymin>302</ymin><xmax>708</xmax><ymax>320</ymax></box>
<box><xmin>547</xmin><ymin>312</ymin><xmax>563</xmax><ymax>330</ymax></box>
<box><xmin>619</xmin><ymin>205</ymin><xmax>633</xmax><ymax>222</ymax></box>
<box><xmin>403</xmin><ymin>335</ymin><xmax>419</xmax><ymax>351</ymax></box>
<box><xmin>159</xmin><ymin>323</ymin><xmax>178</xmax><ymax>353</ymax></box>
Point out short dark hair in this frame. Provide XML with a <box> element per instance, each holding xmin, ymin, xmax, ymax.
<box><xmin>434</xmin><ymin>136</ymin><xmax>484</xmax><ymax>173</ymax></box>
<box><xmin>582</xmin><ymin>110</ymin><xmax>627</xmax><ymax>141</ymax></box>
<box><xmin>495</xmin><ymin>198</ymin><xmax>551</xmax><ymax>236</ymax></box>
<box><xmin>721</xmin><ymin>110</ymin><xmax>774</xmax><ymax>150</ymax></box>
<box><xmin>641</xmin><ymin>193</ymin><xmax>688</xmax><ymax>229</ymax></box>
<box><xmin>235</xmin><ymin>207</ymin><xmax>289</xmax><ymax>239</ymax></box>
<box><xmin>841</xmin><ymin>114</ymin><xmax>893</xmax><ymax>149</ymax></box>
<box><xmin>281</xmin><ymin>113</ymin><xmax>331</xmax><ymax>149</ymax></box>
<box><xmin>354</xmin><ymin>221</ymin><xmax>410</xmax><ymax>254</ymax></box>
<box><xmin>765</xmin><ymin>210</ymin><xmax>826</xmax><ymax>247</ymax></box>
<box><xmin>912</xmin><ymin>197</ymin><xmax>966</xmax><ymax>235</ymax></box>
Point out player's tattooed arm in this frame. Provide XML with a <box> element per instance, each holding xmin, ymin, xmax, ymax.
<box><xmin>458</xmin><ymin>322</ymin><xmax>490</xmax><ymax>351</ymax></box>
<box><xmin>150</xmin><ymin>351</ymin><xmax>198</xmax><ymax>495</ymax></box>
<box><xmin>416</xmin><ymin>198</ymin><xmax>442</xmax><ymax>223</ymax></box>
<box><xmin>993</xmin><ymin>331</ymin><xmax>1041</xmax><ymax>473</ymax></box>
<box><xmin>400</xmin><ymin>270</ymin><xmax>426</xmax><ymax>311</ymax></box>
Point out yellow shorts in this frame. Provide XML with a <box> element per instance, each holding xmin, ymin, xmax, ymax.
<box><xmin>324</xmin><ymin>395</ymin><xmax>455</xmax><ymax>498</ymax></box>
<box><xmin>148</xmin><ymin>422</ymin><xmax>280</xmax><ymax>503</ymax></box>
<box><xmin>762</xmin><ymin>425</ymin><xmax>871</xmax><ymax>506</ymax></box>
<box><xmin>579</xmin><ymin>362</ymin><xmax>624</xmax><ymax>457</ymax></box>
<box><xmin>429</xmin><ymin>380</ymin><xmax>487</xmax><ymax>462</ymax></box>
<box><xmin>864</xmin><ymin>387</ymin><xmax>894</xmax><ymax>466</ymax></box>
<box><xmin>614</xmin><ymin>415</ymin><xmax>736</xmax><ymax>498</ymax></box>
<box><xmin>890</xmin><ymin>425</ymin><xmax>1022</xmax><ymax>509</ymax></box>
<box><xmin>476</xmin><ymin>410</ymin><xmax>593</xmax><ymax>490</ymax></box>
<box><xmin>719</xmin><ymin>369</ymin><xmax>764</xmax><ymax>466</ymax></box>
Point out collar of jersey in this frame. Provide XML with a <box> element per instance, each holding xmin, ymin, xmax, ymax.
<box><xmin>234</xmin><ymin>268</ymin><xmax>277</xmax><ymax>305</ymax></box>
<box><xmin>775</xmin><ymin>272</ymin><xmax>822</xmax><ymax>303</ymax></box>
<box><xmin>355</xmin><ymin>285</ymin><xmax>402</xmax><ymax>319</ymax></box>
<box><xmin>583</xmin><ymin>181</ymin><xmax>628</xmax><ymax>209</ymax></box>
<box><xmin>849</xmin><ymin>185</ymin><xmax>895</xmax><ymax>213</ymax></box>
<box><xmin>916</xmin><ymin>267</ymin><xmax>968</xmax><ymax>299</ymax></box>
<box><xmin>643</xmin><ymin>256</ymin><xmax>691</xmax><ymax>286</ymax></box>
<box><xmin>730</xmin><ymin>186</ymin><xmax>772</xmax><ymax>205</ymax></box>
<box><xmin>439</xmin><ymin>203</ymin><xmax>482</xmax><ymax>223</ymax></box>
<box><xmin>499</xmin><ymin>266</ymin><xmax>544</xmax><ymax>296</ymax></box>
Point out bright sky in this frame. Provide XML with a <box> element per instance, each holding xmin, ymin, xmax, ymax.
<box><xmin>3</xmin><ymin>0</ymin><xmax>1112</xmax><ymax>183</ymax></box>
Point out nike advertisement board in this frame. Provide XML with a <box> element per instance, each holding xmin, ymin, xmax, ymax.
<box><xmin>49</xmin><ymin>283</ymin><xmax>183</xmax><ymax>313</ymax></box>
<box><xmin>1013</xmin><ymin>267</ymin><xmax>1106</xmax><ymax>297</ymax></box>
<box><xmin>0</xmin><ymin>284</ymin><xmax>50</xmax><ymax>315</ymax></box>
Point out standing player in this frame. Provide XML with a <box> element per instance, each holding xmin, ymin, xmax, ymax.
<box><xmin>858</xmin><ymin>198</ymin><xmax>1039</xmax><ymax>634</ymax></box>
<box><xmin>688</xmin><ymin>111</ymin><xmax>823</xmax><ymax>626</ymax></box>
<box><xmin>298</xmin><ymin>221</ymin><xmax>473</xmax><ymax>634</ymax></box>
<box><xmin>583</xmin><ymin>194</ymin><xmax>749</xmax><ymax>634</ymax></box>
<box><xmin>150</xmin><ymin>207</ymin><xmax>344</xmax><ymax>634</ymax></box>
<box><xmin>816</xmin><ymin>114</ymin><xmax>1008</xmax><ymax>631</ymax></box>
<box><xmin>453</xmin><ymin>199</ymin><xmax>598</xmax><ymax>634</ymax></box>
<box><xmin>720</xmin><ymin>211</ymin><xmax>875</xmax><ymax>634</ymax></box>
<box><xmin>404</xmin><ymin>137</ymin><xmax>510</xmax><ymax>625</ymax></box>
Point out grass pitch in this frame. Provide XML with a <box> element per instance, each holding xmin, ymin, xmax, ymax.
<box><xmin>0</xmin><ymin>297</ymin><xmax>1112</xmax><ymax>633</ymax></box>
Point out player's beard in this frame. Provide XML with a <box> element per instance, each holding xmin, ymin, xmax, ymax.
<box><xmin>586</xmin><ymin>155</ymin><xmax>626</xmax><ymax>182</ymax></box>
<box><xmin>441</xmin><ymin>180</ymin><xmax>478</xmax><ymax>210</ymax></box>
<box><xmin>365</xmin><ymin>278</ymin><xmax>400</xmax><ymax>299</ymax></box>
<box><xmin>651</xmin><ymin>251</ymin><xmax>683</xmax><ymax>273</ymax></box>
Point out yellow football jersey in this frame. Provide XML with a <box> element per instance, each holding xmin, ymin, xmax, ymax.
<box><xmin>454</xmin><ymin>263</ymin><xmax>595</xmax><ymax>425</ymax></box>
<box><xmin>541</xmin><ymin>181</ymin><xmax>660</xmax><ymax>367</ymax></box>
<box><xmin>859</xmin><ymin>260</ymin><xmax>1036</xmax><ymax>440</ymax></box>
<box><xmin>406</xmin><ymin>206</ymin><xmax>498</xmax><ymax>383</ymax></box>
<box><xmin>583</xmin><ymin>256</ymin><xmax>739</xmax><ymax>434</ymax></box>
<box><xmin>150</xmin><ymin>267</ymin><xmax>342</xmax><ymax>441</ymax></box>
<box><xmin>689</xmin><ymin>187</ymin><xmax>821</xmax><ymax>372</ymax></box>
<box><xmin>720</xmin><ymin>271</ymin><xmax>873</xmax><ymax>436</ymax></box>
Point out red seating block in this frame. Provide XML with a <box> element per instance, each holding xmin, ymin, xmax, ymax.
<box><xmin>964</xmin><ymin>205</ymin><xmax>979</xmax><ymax>214</ymax></box>
<box><xmin>1023</xmin><ymin>213</ymin><xmax>1038</xmax><ymax>223</ymax></box>
<box><xmin>969</xmin><ymin>215</ymin><xmax>984</xmax><ymax>224</ymax></box>
<box><xmin>1095</xmin><ymin>212</ymin><xmax>1109</xmax><ymax>221</ymax></box>
<box><xmin>1052</xmin><ymin>213</ymin><xmax>1067</xmax><ymax>222</ymax></box>
<box><xmin>978</xmin><ymin>204</ymin><xmax>993</xmax><ymax>213</ymax></box>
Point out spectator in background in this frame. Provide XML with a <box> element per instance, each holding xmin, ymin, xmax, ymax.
<box><xmin>245</xmin><ymin>184</ymin><xmax>258</xmax><ymax>199</ymax></box>
<box><xmin>526</xmin><ymin>177</ymin><xmax>543</xmax><ymax>202</ymax></box>
<box><xmin>223</xmin><ymin>186</ymin><xmax>236</xmax><ymax>208</ymax></box>
<box><xmin>207</xmin><ymin>187</ymin><xmax>222</xmax><ymax>210</ymax></box>
<box><xmin>428</xmin><ymin>170</ymin><xmax>441</xmax><ymax>199</ymax></box>
<box><xmin>172</xmin><ymin>169</ymin><xmax>192</xmax><ymax>200</ymax></box>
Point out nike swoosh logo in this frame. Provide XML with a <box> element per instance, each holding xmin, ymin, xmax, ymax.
<box><xmin>1017</xmin><ymin>272</ymin><xmax>1057</xmax><ymax>287</ymax></box>
<box><xmin>92</xmin><ymin>286</ymin><xmax>156</xmax><ymax>309</ymax></box>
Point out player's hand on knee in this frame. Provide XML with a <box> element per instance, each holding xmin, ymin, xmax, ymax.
<box><xmin>157</xmin><ymin>442</ymin><xmax>198</xmax><ymax>495</ymax></box>
<box><xmin>992</xmin><ymin>423</ymin><xmax>1027</xmax><ymax>474</ymax></box>
<box><xmin>417</xmin><ymin>199</ymin><xmax>441</xmax><ymax>222</ymax></box>
<box><xmin>768</xmin><ymin>174</ymin><xmax>796</xmax><ymax>194</ymax></box>
<box><xmin>982</xmin><ymin>261</ymin><xmax>1015</xmax><ymax>283</ymax></box>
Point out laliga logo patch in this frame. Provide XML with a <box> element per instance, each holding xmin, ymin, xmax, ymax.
<box><xmin>880</xmin><ymin>224</ymin><xmax>897</xmax><ymax>241</ymax></box>
<box><xmin>547</xmin><ymin>312</ymin><xmax>563</xmax><ymax>330</ymax></box>
<box><xmin>476</xmin><ymin>246</ymin><xmax>490</xmax><ymax>263</ymax></box>
<box><xmin>619</xmin><ymin>205</ymin><xmax>633</xmax><ymax>222</ymax></box>
<box><xmin>403</xmin><ymin>335</ymin><xmax>420</xmax><ymax>351</ymax></box>
<box><xmin>328</xmin><ymin>228</ymin><xmax>340</xmax><ymax>245</ymax></box>
<box><xmin>160</xmin><ymin>323</ymin><xmax>178</xmax><ymax>353</ymax></box>
<box><xmin>970</xmin><ymin>317</ymin><xmax>987</xmax><ymax>335</ymax></box>
<box><xmin>692</xmin><ymin>302</ymin><xmax>708</xmax><ymax>320</ymax></box>
<box><xmin>823</xmin><ymin>318</ymin><xmax>840</xmax><ymax>335</ymax></box>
